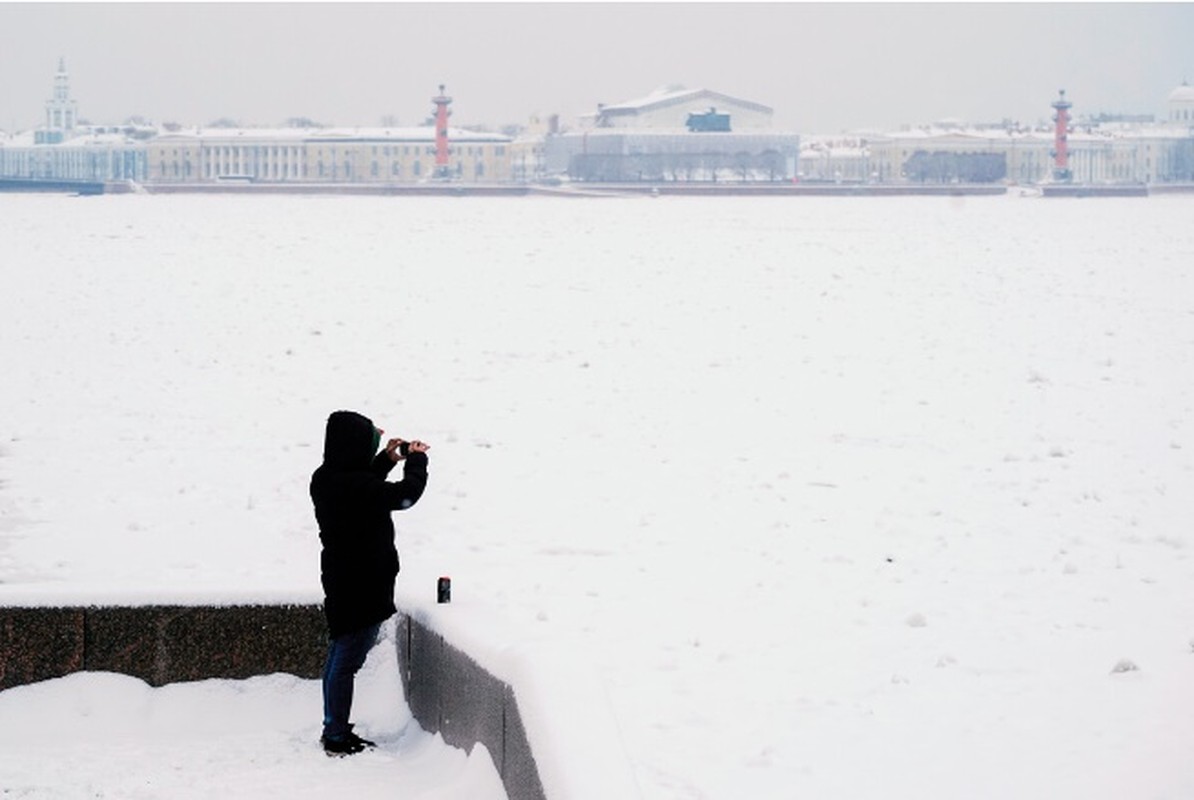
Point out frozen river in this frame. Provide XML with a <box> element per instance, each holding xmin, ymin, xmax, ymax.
<box><xmin>2</xmin><ymin>192</ymin><xmax>1194</xmax><ymax>798</ymax></box>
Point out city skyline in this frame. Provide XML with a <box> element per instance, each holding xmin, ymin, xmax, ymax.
<box><xmin>1</xmin><ymin>3</ymin><xmax>1192</xmax><ymax>135</ymax></box>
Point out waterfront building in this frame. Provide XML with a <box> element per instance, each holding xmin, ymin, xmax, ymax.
<box><xmin>834</xmin><ymin>126</ymin><xmax>1178</xmax><ymax>186</ymax></box>
<box><xmin>142</xmin><ymin>126</ymin><xmax>513</xmax><ymax>184</ymax></box>
<box><xmin>1</xmin><ymin>61</ymin><xmax>147</xmax><ymax>183</ymax></box>
<box><xmin>2</xmin><ymin>60</ymin><xmax>1191</xmax><ymax>190</ymax></box>
<box><xmin>864</xmin><ymin>126</ymin><xmax>1056</xmax><ymax>184</ymax></box>
<box><xmin>798</xmin><ymin>135</ymin><xmax>874</xmax><ymax>183</ymax></box>
<box><xmin>509</xmin><ymin>113</ymin><xmax>558</xmax><ymax>183</ymax></box>
<box><xmin>0</xmin><ymin>129</ymin><xmax>146</xmax><ymax>182</ymax></box>
<box><xmin>1168</xmin><ymin>82</ymin><xmax>1194</xmax><ymax>124</ymax></box>
<box><xmin>36</xmin><ymin>58</ymin><xmax>78</xmax><ymax>145</ymax></box>
<box><xmin>145</xmin><ymin>128</ymin><xmax>307</xmax><ymax>183</ymax></box>
<box><xmin>579</xmin><ymin>86</ymin><xmax>775</xmax><ymax>131</ymax></box>
<box><xmin>4</xmin><ymin>63</ymin><xmax>512</xmax><ymax>188</ymax></box>
<box><xmin>853</xmin><ymin>83</ymin><xmax>1194</xmax><ymax>186</ymax></box>
<box><xmin>544</xmin><ymin>86</ymin><xmax>800</xmax><ymax>182</ymax></box>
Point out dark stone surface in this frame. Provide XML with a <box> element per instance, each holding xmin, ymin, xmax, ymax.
<box><xmin>1</xmin><ymin>604</ymin><xmax>325</xmax><ymax>691</ymax></box>
<box><xmin>84</xmin><ymin>605</ymin><xmax>327</xmax><ymax>686</ymax></box>
<box><xmin>0</xmin><ymin>607</ymin><xmax>85</xmax><ymax>691</ymax></box>
<box><xmin>397</xmin><ymin>612</ymin><xmax>547</xmax><ymax>800</ymax></box>
<box><xmin>501</xmin><ymin>684</ymin><xmax>548</xmax><ymax>800</ymax></box>
<box><xmin>438</xmin><ymin>635</ymin><xmax>507</xmax><ymax>757</ymax></box>
<box><xmin>83</xmin><ymin>605</ymin><xmax>180</xmax><ymax>685</ymax></box>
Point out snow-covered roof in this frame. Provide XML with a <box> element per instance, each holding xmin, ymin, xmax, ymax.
<box><xmin>308</xmin><ymin>126</ymin><xmax>510</xmax><ymax>143</ymax></box>
<box><xmin>872</xmin><ymin>127</ymin><xmax>1054</xmax><ymax>142</ymax></box>
<box><xmin>1111</xmin><ymin>124</ymin><xmax>1194</xmax><ymax>140</ymax></box>
<box><xmin>154</xmin><ymin>127</ymin><xmax>321</xmax><ymax>142</ymax></box>
<box><xmin>597</xmin><ymin>86</ymin><xmax>772</xmax><ymax>117</ymax></box>
<box><xmin>152</xmin><ymin>126</ymin><xmax>511</xmax><ymax>144</ymax></box>
<box><xmin>1168</xmin><ymin>82</ymin><xmax>1194</xmax><ymax>104</ymax></box>
<box><xmin>865</xmin><ymin>121</ymin><xmax>1194</xmax><ymax>149</ymax></box>
<box><xmin>553</xmin><ymin>127</ymin><xmax>798</xmax><ymax>141</ymax></box>
<box><xmin>801</xmin><ymin>144</ymin><xmax>868</xmax><ymax>158</ymax></box>
<box><xmin>0</xmin><ymin>128</ymin><xmax>141</xmax><ymax>148</ymax></box>
<box><xmin>65</xmin><ymin>132</ymin><xmax>141</xmax><ymax>146</ymax></box>
<box><xmin>800</xmin><ymin>134</ymin><xmax>870</xmax><ymax>157</ymax></box>
<box><xmin>1</xmin><ymin>130</ymin><xmax>39</xmax><ymax>147</ymax></box>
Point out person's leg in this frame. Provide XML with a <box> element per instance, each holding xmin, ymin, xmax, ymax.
<box><xmin>321</xmin><ymin>622</ymin><xmax>381</xmax><ymax>740</ymax></box>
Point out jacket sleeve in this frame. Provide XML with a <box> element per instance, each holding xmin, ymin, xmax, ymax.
<box><xmin>369</xmin><ymin>450</ymin><xmax>428</xmax><ymax>511</ymax></box>
<box><xmin>370</xmin><ymin>451</ymin><xmax>397</xmax><ymax>478</ymax></box>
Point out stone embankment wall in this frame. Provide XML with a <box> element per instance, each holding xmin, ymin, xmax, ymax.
<box><xmin>0</xmin><ymin>604</ymin><xmax>325</xmax><ymax>689</ymax></box>
<box><xmin>0</xmin><ymin>603</ymin><xmax>550</xmax><ymax>800</ymax></box>
<box><xmin>396</xmin><ymin>612</ymin><xmax>547</xmax><ymax>800</ymax></box>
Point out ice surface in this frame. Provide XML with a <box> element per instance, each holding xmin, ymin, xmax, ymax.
<box><xmin>2</xmin><ymin>192</ymin><xmax>1194</xmax><ymax>798</ymax></box>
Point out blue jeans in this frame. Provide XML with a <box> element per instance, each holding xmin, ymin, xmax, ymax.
<box><xmin>321</xmin><ymin>622</ymin><xmax>381</xmax><ymax>739</ymax></box>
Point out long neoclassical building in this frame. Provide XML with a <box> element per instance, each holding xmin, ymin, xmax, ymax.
<box><xmin>144</xmin><ymin>126</ymin><xmax>512</xmax><ymax>185</ymax></box>
<box><xmin>1</xmin><ymin>61</ymin><xmax>513</xmax><ymax>186</ymax></box>
<box><xmin>799</xmin><ymin>84</ymin><xmax>1194</xmax><ymax>185</ymax></box>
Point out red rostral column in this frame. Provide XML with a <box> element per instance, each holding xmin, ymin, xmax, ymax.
<box><xmin>1051</xmin><ymin>89</ymin><xmax>1073</xmax><ymax>182</ymax></box>
<box><xmin>432</xmin><ymin>84</ymin><xmax>452</xmax><ymax>179</ymax></box>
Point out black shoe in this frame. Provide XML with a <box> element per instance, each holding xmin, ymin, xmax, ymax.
<box><xmin>349</xmin><ymin>731</ymin><xmax>377</xmax><ymax>749</ymax></box>
<box><xmin>321</xmin><ymin>730</ymin><xmax>377</xmax><ymax>757</ymax></box>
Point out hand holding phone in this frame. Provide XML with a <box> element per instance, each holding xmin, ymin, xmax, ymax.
<box><xmin>386</xmin><ymin>438</ymin><xmax>429</xmax><ymax>462</ymax></box>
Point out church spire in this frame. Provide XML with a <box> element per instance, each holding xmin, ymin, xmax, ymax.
<box><xmin>45</xmin><ymin>56</ymin><xmax>78</xmax><ymax>137</ymax></box>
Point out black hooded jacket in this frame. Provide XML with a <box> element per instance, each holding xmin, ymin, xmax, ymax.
<box><xmin>310</xmin><ymin>410</ymin><xmax>429</xmax><ymax>638</ymax></box>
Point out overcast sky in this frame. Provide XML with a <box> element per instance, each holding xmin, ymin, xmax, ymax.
<box><xmin>1</xmin><ymin>2</ymin><xmax>1191</xmax><ymax>133</ymax></box>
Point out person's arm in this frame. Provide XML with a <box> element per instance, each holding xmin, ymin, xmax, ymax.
<box><xmin>370</xmin><ymin>449</ymin><xmax>397</xmax><ymax>477</ymax></box>
<box><xmin>368</xmin><ymin>439</ymin><xmax>430</xmax><ymax>510</ymax></box>
<box><xmin>374</xmin><ymin>449</ymin><xmax>428</xmax><ymax>510</ymax></box>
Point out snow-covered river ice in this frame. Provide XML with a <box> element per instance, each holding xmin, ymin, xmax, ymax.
<box><xmin>2</xmin><ymin>191</ymin><xmax>1193</xmax><ymax>798</ymax></box>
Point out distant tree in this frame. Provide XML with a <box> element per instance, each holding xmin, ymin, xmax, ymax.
<box><xmin>905</xmin><ymin>150</ymin><xmax>939</xmax><ymax>182</ymax></box>
<box><xmin>568</xmin><ymin>153</ymin><xmax>592</xmax><ymax>181</ymax></box>
<box><xmin>207</xmin><ymin>117</ymin><xmax>241</xmax><ymax>129</ymax></box>
<box><xmin>657</xmin><ymin>151</ymin><xmax>677</xmax><ymax>181</ymax></box>
<box><xmin>734</xmin><ymin>151</ymin><xmax>754</xmax><ymax>182</ymax></box>
<box><xmin>701</xmin><ymin>151</ymin><xmax>733</xmax><ymax>182</ymax></box>
<box><xmin>626</xmin><ymin>152</ymin><xmax>664</xmax><ymax>182</ymax></box>
<box><xmin>905</xmin><ymin>150</ymin><xmax>1006</xmax><ymax>183</ymax></box>
<box><xmin>759</xmin><ymin>149</ymin><xmax>786</xmax><ymax>181</ymax></box>
<box><xmin>162</xmin><ymin>121</ymin><xmax>182</xmax><ymax>132</ymax></box>
<box><xmin>125</xmin><ymin>126</ymin><xmax>157</xmax><ymax>141</ymax></box>
<box><xmin>379</xmin><ymin>115</ymin><xmax>399</xmax><ymax>128</ymax></box>
<box><xmin>961</xmin><ymin>152</ymin><xmax>1006</xmax><ymax>183</ymax></box>
<box><xmin>571</xmin><ymin>152</ymin><xmax>625</xmax><ymax>182</ymax></box>
<box><xmin>284</xmin><ymin>117</ymin><xmax>325</xmax><ymax>129</ymax></box>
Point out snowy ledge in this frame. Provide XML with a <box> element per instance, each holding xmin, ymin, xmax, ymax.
<box><xmin>0</xmin><ymin>583</ymin><xmax>323</xmax><ymax>610</ymax></box>
<box><xmin>0</xmin><ymin>590</ymin><xmax>639</xmax><ymax>800</ymax></box>
<box><xmin>396</xmin><ymin>591</ymin><xmax>641</xmax><ymax>800</ymax></box>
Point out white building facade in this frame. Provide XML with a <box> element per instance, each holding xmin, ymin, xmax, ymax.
<box><xmin>143</xmin><ymin>127</ymin><xmax>512</xmax><ymax>184</ymax></box>
<box><xmin>2</xmin><ymin>60</ymin><xmax>147</xmax><ymax>183</ymax></box>
<box><xmin>0</xmin><ymin>132</ymin><xmax>146</xmax><ymax>182</ymax></box>
<box><xmin>544</xmin><ymin>86</ymin><xmax>799</xmax><ymax>182</ymax></box>
<box><xmin>1168</xmin><ymin>83</ymin><xmax>1194</xmax><ymax>124</ymax></box>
